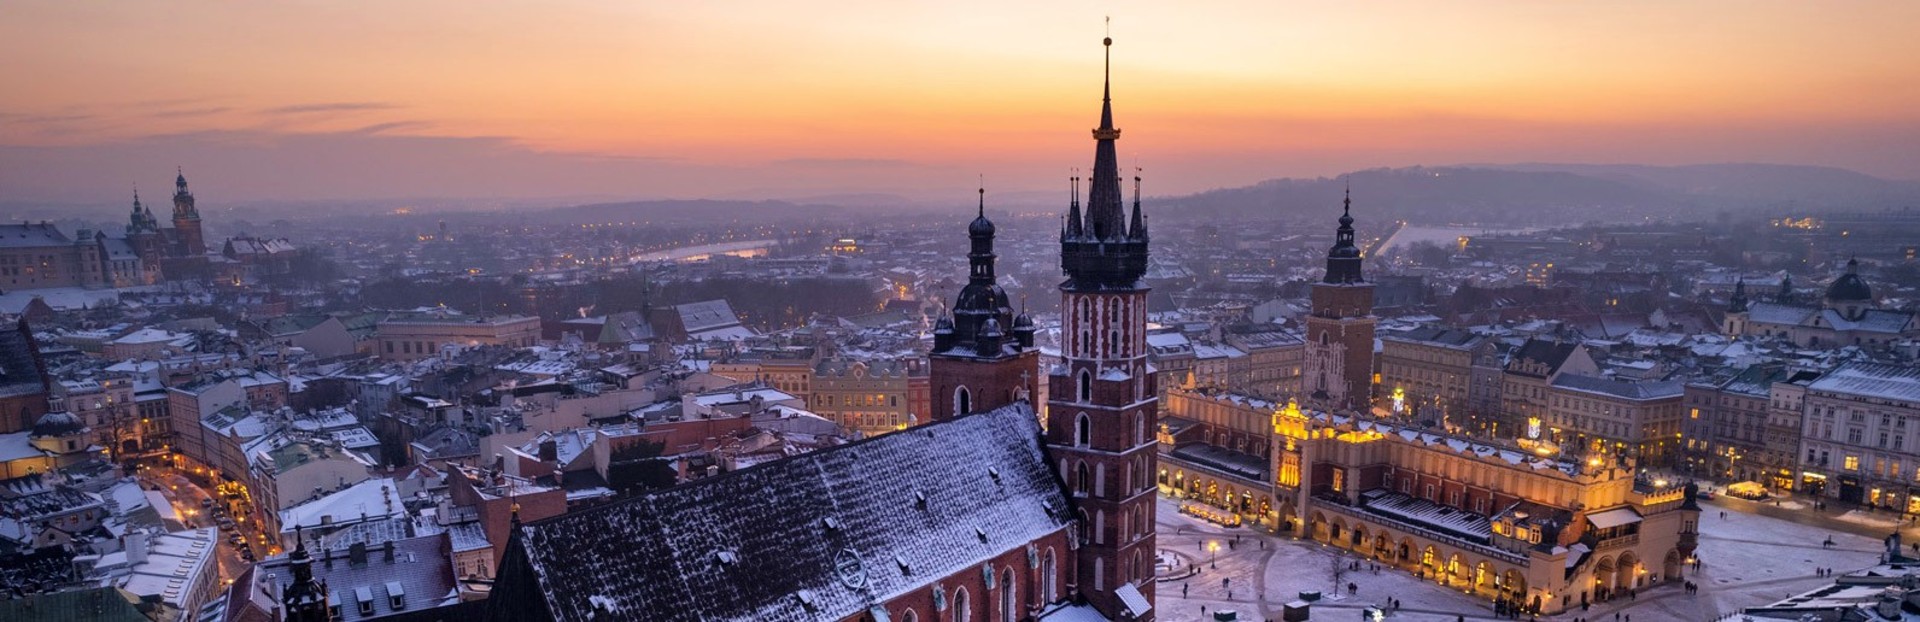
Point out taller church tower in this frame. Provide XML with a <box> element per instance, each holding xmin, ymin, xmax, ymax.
<box><xmin>1303</xmin><ymin>191</ymin><xmax>1377</xmax><ymax>413</ymax></box>
<box><xmin>1044</xmin><ymin>35</ymin><xmax>1157</xmax><ymax>621</ymax></box>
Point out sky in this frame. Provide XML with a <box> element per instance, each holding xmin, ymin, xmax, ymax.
<box><xmin>3</xmin><ymin>1</ymin><xmax>1919</xmax><ymax>204</ymax></box>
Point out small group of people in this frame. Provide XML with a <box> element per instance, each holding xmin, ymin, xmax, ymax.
<box><xmin>1815</xmin><ymin>567</ymin><xmax>1838</xmax><ymax>577</ymax></box>
<box><xmin>1566</xmin><ymin>615</ymin><xmax>1629</xmax><ymax>622</ymax></box>
<box><xmin>1682</xmin><ymin>580</ymin><xmax>1700</xmax><ymax>595</ymax></box>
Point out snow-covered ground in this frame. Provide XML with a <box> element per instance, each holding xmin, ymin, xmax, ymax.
<box><xmin>1153</xmin><ymin>496</ymin><xmax>1885</xmax><ymax>621</ymax></box>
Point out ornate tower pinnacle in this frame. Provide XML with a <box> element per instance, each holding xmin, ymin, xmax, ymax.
<box><xmin>1060</xmin><ymin>35</ymin><xmax>1149</xmax><ymax>291</ymax></box>
<box><xmin>1323</xmin><ymin>184</ymin><xmax>1364</xmax><ymax>285</ymax></box>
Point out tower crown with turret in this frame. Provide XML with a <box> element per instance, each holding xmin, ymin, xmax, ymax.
<box><xmin>1323</xmin><ymin>188</ymin><xmax>1364</xmax><ymax>284</ymax></box>
<box><xmin>935</xmin><ymin>188</ymin><xmax>1034</xmax><ymax>357</ymax></box>
<box><xmin>1059</xmin><ymin>36</ymin><xmax>1149</xmax><ymax>292</ymax></box>
<box><xmin>172</xmin><ymin>169</ymin><xmax>198</xmax><ymax>220</ymax></box>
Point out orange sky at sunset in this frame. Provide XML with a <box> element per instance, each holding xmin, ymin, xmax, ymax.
<box><xmin>4</xmin><ymin>1</ymin><xmax>1919</xmax><ymax>203</ymax></box>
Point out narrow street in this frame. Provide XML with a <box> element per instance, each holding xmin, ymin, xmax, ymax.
<box><xmin>138</xmin><ymin>466</ymin><xmax>269</xmax><ymax>584</ymax></box>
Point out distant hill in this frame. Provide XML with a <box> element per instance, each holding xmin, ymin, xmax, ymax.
<box><xmin>546</xmin><ymin>199</ymin><xmax>854</xmax><ymax>225</ymax></box>
<box><xmin>1154</xmin><ymin>163</ymin><xmax>1920</xmax><ymax>226</ymax></box>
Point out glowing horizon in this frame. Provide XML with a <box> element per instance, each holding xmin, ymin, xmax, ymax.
<box><xmin>4</xmin><ymin>2</ymin><xmax>1919</xmax><ymax>202</ymax></box>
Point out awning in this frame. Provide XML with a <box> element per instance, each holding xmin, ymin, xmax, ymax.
<box><xmin>1115</xmin><ymin>581</ymin><xmax>1152</xmax><ymax>618</ymax></box>
<box><xmin>1585</xmin><ymin>507</ymin><xmax>1642</xmax><ymax>529</ymax></box>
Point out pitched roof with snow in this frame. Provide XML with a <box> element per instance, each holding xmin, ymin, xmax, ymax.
<box><xmin>1808</xmin><ymin>362</ymin><xmax>1920</xmax><ymax>404</ymax></box>
<box><xmin>488</xmin><ymin>403</ymin><xmax>1072</xmax><ymax>622</ymax></box>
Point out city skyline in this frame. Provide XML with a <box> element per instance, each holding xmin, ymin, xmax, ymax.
<box><xmin>4</xmin><ymin>2</ymin><xmax>1920</xmax><ymax>203</ymax></box>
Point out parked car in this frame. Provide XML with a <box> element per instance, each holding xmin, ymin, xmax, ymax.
<box><xmin>1696</xmin><ymin>489</ymin><xmax>1717</xmax><ymax>500</ymax></box>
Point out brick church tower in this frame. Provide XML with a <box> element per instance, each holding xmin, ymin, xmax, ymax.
<box><xmin>929</xmin><ymin>188</ymin><xmax>1039</xmax><ymax>422</ymax></box>
<box><xmin>1045</xmin><ymin>35</ymin><xmax>1158</xmax><ymax>621</ymax></box>
<box><xmin>1304</xmin><ymin>190</ymin><xmax>1376</xmax><ymax>413</ymax></box>
<box><xmin>172</xmin><ymin>169</ymin><xmax>207</xmax><ymax>256</ymax></box>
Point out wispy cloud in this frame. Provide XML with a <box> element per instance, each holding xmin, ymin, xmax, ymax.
<box><xmin>775</xmin><ymin>157</ymin><xmax>915</xmax><ymax>168</ymax></box>
<box><xmin>151</xmin><ymin>106</ymin><xmax>233</xmax><ymax>119</ymax></box>
<box><xmin>350</xmin><ymin>120</ymin><xmax>430</xmax><ymax>135</ymax></box>
<box><xmin>263</xmin><ymin>101</ymin><xmax>398</xmax><ymax>115</ymax></box>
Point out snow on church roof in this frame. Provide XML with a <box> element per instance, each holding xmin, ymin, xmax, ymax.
<box><xmin>491</xmin><ymin>403</ymin><xmax>1074</xmax><ymax>622</ymax></box>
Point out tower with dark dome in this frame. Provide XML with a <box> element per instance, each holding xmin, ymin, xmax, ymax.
<box><xmin>1303</xmin><ymin>188</ymin><xmax>1377</xmax><ymax>413</ymax></box>
<box><xmin>930</xmin><ymin>187</ymin><xmax>1039</xmax><ymax>422</ymax></box>
<box><xmin>1722</xmin><ymin>278</ymin><xmax>1751</xmax><ymax>336</ymax></box>
<box><xmin>281</xmin><ymin>526</ymin><xmax>334</xmax><ymax>622</ymax></box>
<box><xmin>1043</xmin><ymin>34</ymin><xmax>1158</xmax><ymax>620</ymax></box>
<box><xmin>1825</xmin><ymin>258</ymin><xmax>1873</xmax><ymax>321</ymax></box>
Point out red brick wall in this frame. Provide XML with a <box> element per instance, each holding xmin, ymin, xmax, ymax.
<box><xmin>860</xmin><ymin>529</ymin><xmax>1073</xmax><ymax>622</ymax></box>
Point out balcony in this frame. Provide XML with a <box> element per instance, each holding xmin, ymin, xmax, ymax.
<box><xmin>1592</xmin><ymin>532</ymin><xmax>1639</xmax><ymax>552</ymax></box>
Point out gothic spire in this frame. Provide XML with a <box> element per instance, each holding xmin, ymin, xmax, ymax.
<box><xmin>1129</xmin><ymin>167</ymin><xmax>1146</xmax><ymax>240</ymax></box>
<box><xmin>1059</xmin><ymin>28</ymin><xmax>1149</xmax><ymax>292</ymax></box>
<box><xmin>1083</xmin><ymin>35</ymin><xmax>1125</xmax><ymax>241</ymax></box>
<box><xmin>1729</xmin><ymin>278</ymin><xmax>1749</xmax><ymax>313</ymax></box>
<box><xmin>1065</xmin><ymin>172</ymin><xmax>1082</xmax><ymax>238</ymax></box>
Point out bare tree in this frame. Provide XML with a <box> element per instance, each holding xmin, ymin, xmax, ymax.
<box><xmin>1329</xmin><ymin>550</ymin><xmax>1349</xmax><ymax>594</ymax></box>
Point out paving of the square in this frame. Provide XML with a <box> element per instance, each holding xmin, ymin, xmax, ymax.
<box><xmin>1153</xmin><ymin>496</ymin><xmax>1886</xmax><ymax>621</ymax></box>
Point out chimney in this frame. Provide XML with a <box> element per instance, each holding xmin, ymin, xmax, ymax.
<box><xmin>539</xmin><ymin>439</ymin><xmax>558</xmax><ymax>462</ymax></box>
<box><xmin>348</xmin><ymin>542</ymin><xmax>368</xmax><ymax>566</ymax></box>
<box><xmin>125</xmin><ymin>531</ymin><xmax>150</xmax><ymax>566</ymax></box>
<box><xmin>383</xmin><ymin>540</ymin><xmax>396</xmax><ymax>563</ymax></box>
<box><xmin>1878</xmin><ymin>588</ymin><xmax>1904</xmax><ymax>620</ymax></box>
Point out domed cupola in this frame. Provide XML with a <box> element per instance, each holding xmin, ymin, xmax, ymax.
<box><xmin>1825</xmin><ymin>258</ymin><xmax>1873</xmax><ymax>321</ymax></box>
<box><xmin>29</xmin><ymin>410</ymin><xmax>90</xmax><ymax>455</ymax></box>
<box><xmin>1826</xmin><ymin>258</ymin><xmax>1872</xmax><ymax>302</ymax></box>
<box><xmin>31</xmin><ymin>410</ymin><xmax>86</xmax><ymax>439</ymax></box>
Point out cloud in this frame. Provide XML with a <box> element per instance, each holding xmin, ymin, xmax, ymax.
<box><xmin>2</xmin><ymin>112</ymin><xmax>96</xmax><ymax>125</ymax></box>
<box><xmin>151</xmin><ymin>106</ymin><xmax>233</xmax><ymax>119</ymax></box>
<box><xmin>349</xmin><ymin>120</ymin><xmax>431</xmax><ymax>135</ymax></box>
<box><xmin>262</xmin><ymin>102</ymin><xmax>399</xmax><ymax>115</ymax></box>
<box><xmin>775</xmin><ymin>157</ymin><xmax>916</xmax><ymax>168</ymax></box>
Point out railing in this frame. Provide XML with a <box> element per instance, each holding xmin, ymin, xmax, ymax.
<box><xmin>1589</xmin><ymin>533</ymin><xmax>1635</xmax><ymax>552</ymax></box>
<box><xmin>1312</xmin><ymin>499</ymin><xmax>1530</xmax><ymax>564</ymax></box>
<box><xmin>1593</xmin><ymin>533</ymin><xmax>1640</xmax><ymax>551</ymax></box>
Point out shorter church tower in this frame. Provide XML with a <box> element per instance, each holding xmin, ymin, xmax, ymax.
<box><xmin>281</xmin><ymin>526</ymin><xmax>333</xmax><ymax>622</ymax></box>
<box><xmin>1722</xmin><ymin>278</ymin><xmax>1749</xmax><ymax>336</ymax></box>
<box><xmin>930</xmin><ymin>187</ymin><xmax>1038</xmax><ymax>422</ymax></box>
<box><xmin>172</xmin><ymin>169</ymin><xmax>206</xmax><ymax>256</ymax></box>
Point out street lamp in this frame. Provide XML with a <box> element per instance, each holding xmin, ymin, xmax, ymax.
<box><xmin>1208</xmin><ymin>540</ymin><xmax>1220</xmax><ymax>569</ymax></box>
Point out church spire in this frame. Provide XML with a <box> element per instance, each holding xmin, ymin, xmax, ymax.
<box><xmin>1083</xmin><ymin>34</ymin><xmax>1125</xmax><ymax>241</ymax></box>
<box><xmin>1059</xmin><ymin>31</ymin><xmax>1149</xmax><ymax>292</ymax></box>
<box><xmin>1729</xmin><ymin>278</ymin><xmax>1749</xmax><ymax>313</ymax></box>
<box><xmin>1323</xmin><ymin>183</ymin><xmax>1364</xmax><ymax>284</ymax></box>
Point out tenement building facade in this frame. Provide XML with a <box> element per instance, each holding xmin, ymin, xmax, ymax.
<box><xmin>1795</xmin><ymin>361</ymin><xmax>1920</xmax><ymax>511</ymax></box>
